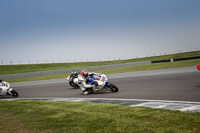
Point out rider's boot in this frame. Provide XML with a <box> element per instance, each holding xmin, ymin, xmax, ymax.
<box><xmin>83</xmin><ymin>90</ymin><xmax>89</xmax><ymax>95</ymax></box>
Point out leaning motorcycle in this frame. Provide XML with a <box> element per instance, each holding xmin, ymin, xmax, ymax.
<box><xmin>0</xmin><ymin>81</ymin><xmax>19</xmax><ymax>97</ymax></box>
<box><xmin>66</xmin><ymin>72</ymin><xmax>119</xmax><ymax>94</ymax></box>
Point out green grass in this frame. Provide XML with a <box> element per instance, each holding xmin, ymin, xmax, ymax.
<box><xmin>0</xmin><ymin>101</ymin><xmax>199</xmax><ymax>133</ymax></box>
<box><xmin>1</xmin><ymin>50</ymin><xmax>200</xmax><ymax>75</ymax></box>
<box><xmin>7</xmin><ymin>59</ymin><xmax>200</xmax><ymax>83</ymax></box>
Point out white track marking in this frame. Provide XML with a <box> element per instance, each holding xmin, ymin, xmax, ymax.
<box><xmin>1</xmin><ymin>98</ymin><xmax>200</xmax><ymax>112</ymax></box>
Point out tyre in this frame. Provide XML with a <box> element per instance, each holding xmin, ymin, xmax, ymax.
<box><xmin>69</xmin><ymin>77</ymin><xmax>79</xmax><ymax>89</ymax></box>
<box><xmin>11</xmin><ymin>90</ymin><xmax>18</xmax><ymax>97</ymax></box>
<box><xmin>108</xmin><ymin>83</ymin><xmax>119</xmax><ymax>92</ymax></box>
<box><xmin>69</xmin><ymin>81</ymin><xmax>79</xmax><ymax>89</ymax></box>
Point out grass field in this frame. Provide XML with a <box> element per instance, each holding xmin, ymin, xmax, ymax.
<box><xmin>0</xmin><ymin>101</ymin><xmax>199</xmax><ymax>133</ymax></box>
<box><xmin>0</xmin><ymin>50</ymin><xmax>200</xmax><ymax>75</ymax></box>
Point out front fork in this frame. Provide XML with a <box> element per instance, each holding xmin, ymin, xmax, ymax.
<box><xmin>103</xmin><ymin>82</ymin><xmax>111</xmax><ymax>91</ymax></box>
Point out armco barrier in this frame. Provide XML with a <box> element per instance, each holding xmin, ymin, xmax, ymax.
<box><xmin>0</xmin><ymin>61</ymin><xmax>151</xmax><ymax>80</ymax></box>
<box><xmin>151</xmin><ymin>56</ymin><xmax>200</xmax><ymax>63</ymax></box>
<box><xmin>151</xmin><ymin>59</ymin><xmax>171</xmax><ymax>63</ymax></box>
<box><xmin>173</xmin><ymin>56</ymin><xmax>200</xmax><ymax>61</ymax></box>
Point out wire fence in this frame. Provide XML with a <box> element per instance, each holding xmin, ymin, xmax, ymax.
<box><xmin>1</xmin><ymin>49</ymin><xmax>199</xmax><ymax>65</ymax></box>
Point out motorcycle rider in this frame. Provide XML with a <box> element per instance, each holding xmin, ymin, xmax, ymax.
<box><xmin>0</xmin><ymin>79</ymin><xmax>10</xmax><ymax>95</ymax></box>
<box><xmin>0</xmin><ymin>79</ymin><xmax>5</xmax><ymax>86</ymax></box>
<box><xmin>79</xmin><ymin>69</ymin><xmax>98</xmax><ymax>95</ymax></box>
<box><xmin>0</xmin><ymin>79</ymin><xmax>10</xmax><ymax>88</ymax></box>
<box><xmin>0</xmin><ymin>79</ymin><xmax>2</xmax><ymax>90</ymax></box>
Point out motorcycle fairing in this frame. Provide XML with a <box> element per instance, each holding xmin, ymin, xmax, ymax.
<box><xmin>88</xmin><ymin>76</ymin><xmax>95</xmax><ymax>84</ymax></box>
<box><xmin>105</xmin><ymin>82</ymin><xmax>110</xmax><ymax>87</ymax></box>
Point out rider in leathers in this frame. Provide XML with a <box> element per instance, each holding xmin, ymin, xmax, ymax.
<box><xmin>79</xmin><ymin>69</ymin><xmax>98</xmax><ymax>95</ymax></box>
<box><xmin>0</xmin><ymin>79</ymin><xmax>11</xmax><ymax>95</ymax></box>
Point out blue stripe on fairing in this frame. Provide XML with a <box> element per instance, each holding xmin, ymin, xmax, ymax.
<box><xmin>88</xmin><ymin>76</ymin><xmax>95</xmax><ymax>84</ymax></box>
<box><xmin>105</xmin><ymin>82</ymin><xmax>110</xmax><ymax>86</ymax></box>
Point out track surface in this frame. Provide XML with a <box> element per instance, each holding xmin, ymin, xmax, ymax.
<box><xmin>8</xmin><ymin>69</ymin><xmax>200</xmax><ymax>102</ymax></box>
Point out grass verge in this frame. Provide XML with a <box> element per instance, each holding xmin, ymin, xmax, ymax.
<box><xmin>1</xmin><ymin>50</ymin><xmax>200</xmax><ymax>75</ymax></box>
<box><xmin>7</xmin><ymin>59</ymin><xmax>200</xmax><ymax>83</ymax></box>
<box><xmin>0</xmin><ymin>100</ymin><xmax>199</xmax><ymax>133</ymax></box>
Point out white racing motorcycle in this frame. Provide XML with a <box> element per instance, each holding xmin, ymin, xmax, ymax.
<box><xmin>0</xmin><ymin>81</ymin><xmax>19</xmax><ymax>97</ymax></box>
<box><xmin>66</xmin><ymin>72</ymin><xmax>119</xmax><ymax>94</ymax></box>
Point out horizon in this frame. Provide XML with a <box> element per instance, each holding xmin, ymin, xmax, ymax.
<box><xmin>0</xmin><ymin>0</ymin><xmax>200</xmax><ymax>65</ymax></box>
<box><xmin>1</xmin><ymin>50</ymin><xmax>199</xmax><ymax>66</ymax></box>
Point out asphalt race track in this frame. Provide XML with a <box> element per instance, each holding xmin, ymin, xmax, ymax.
<box><xmin>1</xmin><ymin>66</ymin><xmax>200</xmax><ymax>112</ymax></box>
<box><xmin>7</xmin><ymin>67</ymin><xmax>200</xmax><ymax>102</ymax></box>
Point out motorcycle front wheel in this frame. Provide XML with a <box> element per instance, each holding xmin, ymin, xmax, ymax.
<box><xmin>69</xmin><ymin>78</ymin><xmax>79</xmax><ymax>89</ymax></box>
<box><xmin>11</xmin><ymin>90</ymin><xmax>18</xmax><ymax>97</ymax></box>
<box><xmin>108</xmin><ymin>83</ymin><xmax>119</xmax><ymax>92</ymax></box>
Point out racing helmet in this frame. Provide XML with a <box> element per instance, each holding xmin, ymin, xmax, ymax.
<box><xmin>81</xmin><ymin>69</ymin><xmax>89</xmax><ymax>78</ymax></box>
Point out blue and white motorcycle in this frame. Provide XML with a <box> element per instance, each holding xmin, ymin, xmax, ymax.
<box><xmin>66</xmin><ymin>72</ymin><xmax>119</xmax><ymax>94</ymax></box>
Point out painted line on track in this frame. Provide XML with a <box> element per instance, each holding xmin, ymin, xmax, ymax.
<box><xmin>1</xmin><ymin>97</ymin><xmax>200</xmax><ymax>112</ymax></box>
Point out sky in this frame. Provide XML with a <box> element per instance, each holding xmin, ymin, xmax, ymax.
<box><xmin>0</xmin><ymin>0</ymin><xmax>200</xmax><ymax>65</ymax></box>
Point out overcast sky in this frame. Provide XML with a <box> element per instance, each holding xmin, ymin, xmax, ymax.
<box><xmin>0</xmin><ymin>0</ymin><xmax>200</xmax><ymax>65</ymax></box>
